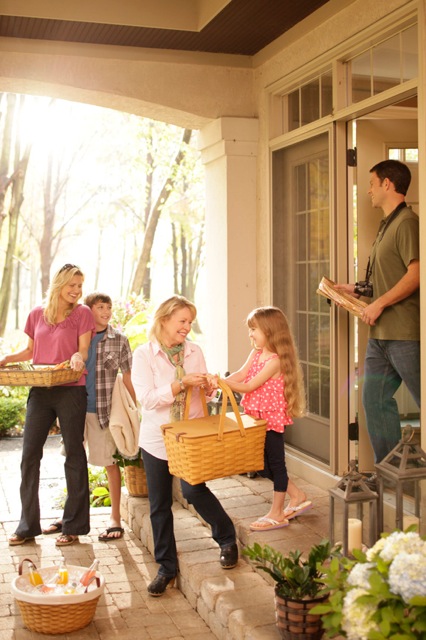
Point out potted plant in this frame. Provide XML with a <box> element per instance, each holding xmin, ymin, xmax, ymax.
<box><xmin>244</xmin><ymin>538</ymin><xmax>340</xmax><ymax>640</ymax></box>
<box><xmin>312</xmin><ymin>529</ymin><xmax>426</xmax><ymax>639</ymax></box>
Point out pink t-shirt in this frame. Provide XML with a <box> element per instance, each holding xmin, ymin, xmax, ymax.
<box><xmin>24</xmin><ymin>305</ymin><xmax>95</xmax><ymax>386</ymax></box>
<box><xmin>241</xmin><ymin>350</ymin><xmax>293</xmax><ymax>432</ymax></box>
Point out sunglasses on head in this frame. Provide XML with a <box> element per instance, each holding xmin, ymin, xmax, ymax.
<box><xmin>59</xmin><ymin>263</ymin><xmax>80</xmax><ymax>273</ymax></box>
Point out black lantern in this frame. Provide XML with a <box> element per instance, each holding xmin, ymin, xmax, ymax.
<box><xmin>375</xmin><ymin>426</ymin><xmax>426</xmax><ymax>533</ymax></box>
<box><xmin>329</xmin><ymin>460</ymin><xmax>379</xmax><ymax>556</ymax></box>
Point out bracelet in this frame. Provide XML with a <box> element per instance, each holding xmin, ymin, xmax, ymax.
<box><xmin>178</xmin><ymin>379</ymin><xmax>185</xmax><ymax>392</ymax></box>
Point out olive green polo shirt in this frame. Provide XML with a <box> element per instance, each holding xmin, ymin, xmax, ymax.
<box><xmin>370</xmin><ymin>205</ymin><xmax>419</xmax><ymax>341</ymax></box>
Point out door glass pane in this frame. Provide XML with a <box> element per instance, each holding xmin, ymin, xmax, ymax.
<box><xmin>272</xmin><ymin>133</ymin><xmax>330</xmax><ymax>463</ymax></box>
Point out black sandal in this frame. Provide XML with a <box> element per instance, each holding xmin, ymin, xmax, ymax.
<box><xmin>42</xmin><ymin>521</ymin><xmax>63</xmax><ymax>535</ymax></box>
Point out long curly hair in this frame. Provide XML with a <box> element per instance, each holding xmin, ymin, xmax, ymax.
<box><xmin>150</xmin><ymin>295</ymin><xmax>197</xmax><ymax>344</ymax></box>
<box><xmin>247</xmin><ymin>306</ymin><xmax>306</xmax><ymax>418</ymax></box>
<box><xmin>43</xmin><ymin>264</ymin><xmax>84</xmax><ymax>325</ymax></box>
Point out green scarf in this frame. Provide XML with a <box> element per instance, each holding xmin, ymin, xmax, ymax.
<box><xmin>161</xmin><ymin>342</ymin><xmax>186</xmax><ymax>422</ymax></box>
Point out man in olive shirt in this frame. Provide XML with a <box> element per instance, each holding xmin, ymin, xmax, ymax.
<box><xmin>338</xmin><ymin>159</ymin><xmax>420</xmax><ymax>464</ymax></box>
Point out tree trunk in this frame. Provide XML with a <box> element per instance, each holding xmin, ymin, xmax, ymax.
<box><xmin>0</xmin><ymin>94</ymin><xmax>16</xmax><ymax>237</ymax></box>
<box><xmin>131</xmin><ymin>128</ymin><xmax>192</xmax><ymax>294</ymax></box>
<box><xmin>0</xmin><ymin>99</ymin><xmax>31</xmax><ymax>335</ymax></box>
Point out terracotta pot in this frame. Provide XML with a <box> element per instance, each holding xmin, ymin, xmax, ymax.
<box><xmin>274</xmin><ymin>589</ymin><xmax>327</xmax><ymax>640</ymax></box>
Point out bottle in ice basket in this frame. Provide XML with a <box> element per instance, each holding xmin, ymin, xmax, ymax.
<box><xmin>80</xmin><ymin>559</ymin><xmax>100</xmax><ymax>586</ymax></box>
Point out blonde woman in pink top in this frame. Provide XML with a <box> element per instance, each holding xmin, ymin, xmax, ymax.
<box><xmin>1</xmin><ymin>264</ymin><xmax>95</xmax><ymax>547</ymax></box>
<box><xmin>132</xmin><ymin>295</ymin><xmax>238</xmax><ymax>596</ymax></box>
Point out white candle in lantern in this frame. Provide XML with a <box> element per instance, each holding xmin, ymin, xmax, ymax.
<box><xmin>347</xmin><ymin>518</ymin><xmax>362</xmax><ymax>553</ymax></box>
<box><xmin>403</xmin><ymin>515</ymin><xmax>419</xmax><ymax>531</ymax></box>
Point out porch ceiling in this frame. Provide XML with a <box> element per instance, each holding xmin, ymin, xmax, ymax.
<box><xmin>0</xmin><ymin>0</ymin><xmax>330</xmax><ymax>56</ymax></box>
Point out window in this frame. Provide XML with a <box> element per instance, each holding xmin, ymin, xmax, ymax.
<box><xmin>349</xmin><ymin>24</ymin><xmax>418</xmax><ymax>104</ymax></box>
<box><xmin>286</xmin><ymin>71</ymin><xmax>333</xmax><ymax>132</ymax></box>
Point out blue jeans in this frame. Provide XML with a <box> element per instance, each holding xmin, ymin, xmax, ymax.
<box><xmin>142</xmin><ymin>448</ymin><xmax>236</xmax><ymax>578</ymax></box>
<box><xmin>16</xmin><ymin>386</ymin><xmax>90</xmax><ymax>538</ymax></box>
<box><xmin>362</xmin><ymin>339</ymin><xmax>420</xmax><ymax>463</ymax></box>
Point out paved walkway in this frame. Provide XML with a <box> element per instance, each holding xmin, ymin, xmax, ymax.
<box><xmin>0</xmin><ymin>435</ymin><xmax>331</xmax><ymax>639</ymax></box>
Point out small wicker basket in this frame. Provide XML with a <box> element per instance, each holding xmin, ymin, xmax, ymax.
<box><xmin>0</xmin><ymin>366</ymin><xmax>82</xmax><ymax>387</ymax></box>
<box><xmin>123</xmin><ymin>463</ymin><xmax>148</xmax><ymax>497</ymax></box>
<box><xmin>11</xmin><ymin>559</ymin><xmax>104</xmax><ymax>635</ymax></box>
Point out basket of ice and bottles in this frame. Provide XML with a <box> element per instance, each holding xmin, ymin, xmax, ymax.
<box><xmin>11</xmin><ymin>557</ymin><xmax>104</xmax><ymax>634</ymax></box>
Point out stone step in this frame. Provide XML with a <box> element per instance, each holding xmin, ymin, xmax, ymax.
<box><xmin>121</xmin><ymin>473</ymin><xmax>329</xmax><ymax>640</ymax></box>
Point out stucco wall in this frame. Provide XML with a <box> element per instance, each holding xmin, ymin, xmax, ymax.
<box><xmin>0</xmin><ymin>38</ymin><xmax>255</xmax><ymax>129</ymax></box>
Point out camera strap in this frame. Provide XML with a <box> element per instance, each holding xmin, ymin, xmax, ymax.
<box><xmin>362</xmin><ymin>201</ymin><xmax>407</xmax><ymax>283</ymax></box>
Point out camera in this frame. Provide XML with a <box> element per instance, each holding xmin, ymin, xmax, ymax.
<box><xmin>354</xmin><ymin>280</ymin><xmax>373</xmax><ymax>298</ymax></box>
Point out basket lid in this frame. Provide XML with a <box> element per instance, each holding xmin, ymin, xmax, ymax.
<box><xmin>162</xmin><ymin>412</ymin><xmax>266</xmax><ymax>441</ymax></box>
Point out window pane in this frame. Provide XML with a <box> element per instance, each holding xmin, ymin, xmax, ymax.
<box><xmin>297</xmin><ymin>263</ymin><xmax>307</xmax><ymax>310</ymax></box>
<box><xmin>351</xmin><ymin>50</ymin><xmax>371</xmax><ymax>103</ymax></box>
<box><xmin>308</xmin><ymin>365</ymin><xmax>320</xmax><ymax>414</ymax></box>
<box><xmin>402</xmin><ymin>25</ymin><xmax>418</xmax><ymax>81</ymax></box>
<box><xmin>405</xmin><ymin>148</ymin><xmax>418</xmax><ymax>163</ymax></box>
<box><xmin>301</xmin><ymin>78</ymin><xmax>320</xmax><ymax>126</ymax></box>
<box><xmin>288</xmin><ymin>90</ymin><xmax>299</xmax><ymax>131</ymax></box>
<box><xmin>321</xmin><ymin>71</ymin><xmax>333</xmax><ymax>117</ymax></box>
<box><xmin>297</xmin><ymin>212</ymin><xmax>307</xmax><ymax>261</ymax></box>
<box><xmin>373</xmin><ymin>34</ymin><xmax>400</xmax><ymax>95</ymax></box>
<box><xmin>320</xmin><ymin>368</ymin><xmax>330</xmax><ymax>419</ymax></box>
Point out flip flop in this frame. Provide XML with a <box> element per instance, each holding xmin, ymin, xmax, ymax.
<box><xmin>8</xmin><ymin>534</ymin><xmax>35</xmax><ymax>546</ymax></box>
<box><xmin>42</xmin><ymin>521</ymin><xmax>63</xmax><ymax>535</ymax></box>
<box><xmin>98</xmin><ymin>527</ymin><xmax>124</xmax><ymax>542</ymax></box>
<box><xmin>55</xmin><ymin>534</ymin><xmax>78</xmax><ymax>547</ymax></box>
<box><xmin>283</xmin><ymin>500</ymin><xmax>313</xmax><ymax>520</ymax></box>
<box><xmin>250</xmin><ymin>516</ymin><xmax>290</xmax><ymax>531</ymax></box>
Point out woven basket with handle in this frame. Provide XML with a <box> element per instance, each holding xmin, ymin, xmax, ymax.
<box><xmin>123</xmin><ymin>462</ymin><xmax>148</xmax><ymax>497</ymax></box>
<box><xmin>11</xmin><ymin>558</ymin><xmax>104</xmax><ymax>635</ymax></box>
<box><xmin>161</xmin><ymin>378</ymin><xmax>267</xmax><ymax>485</ymax></box>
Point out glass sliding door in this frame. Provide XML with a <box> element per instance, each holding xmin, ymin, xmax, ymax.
<box><xmin>272</xmin><ymin>132</ymin><xmax>331</xmax><ymax>463</ymax></box>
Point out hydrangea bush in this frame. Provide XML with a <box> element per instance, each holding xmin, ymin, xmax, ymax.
<box><xmin>312</xmin><ymin>530</ymin><xmax>426</xmax><ymax>640</ymax></box>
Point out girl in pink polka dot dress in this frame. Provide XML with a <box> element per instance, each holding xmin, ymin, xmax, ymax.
<box><xmin>226</xmin><ymin>307</ymin><xmax>312</xmax><ymax>531</ymax></box>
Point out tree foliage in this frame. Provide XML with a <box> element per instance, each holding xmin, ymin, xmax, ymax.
<box><xmin>0</xmin><ymin>93</ymin><xmax>206</xmax><ymax>338</ymax></box>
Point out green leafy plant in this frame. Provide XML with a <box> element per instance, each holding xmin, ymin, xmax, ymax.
<box><xmin>110</xmin><ymin>295</ymin><xmax>151</xmax><ymax>350</ymax></box>
<box><xmin>0</xmin><ymin>395</ymin><xmax>27</xmax><ymax>434</ymax></box>
<box><xmin>88</xmin><ymin>466</ymin><xmax>116</xmax><ymax>507</ymax></box>
<box><xmin>113</xmin><ymin>449</ymin><xmax>143</xmax><ymax>468</ymax></box>
<box><xmin>244</xmin><ymin>538</ymin><xmax>340</xmax><ymax>599</ymax></box>
<box><xmin>312</xmin><ymin>529</ymin><xmax>426</xmax><ymax>639</ymax></box>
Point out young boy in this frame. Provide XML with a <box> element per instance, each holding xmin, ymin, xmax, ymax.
<box><xmin>83</xmin><ymin>292</ymin><xmax>136</xmax><ymax>540</ymax></box>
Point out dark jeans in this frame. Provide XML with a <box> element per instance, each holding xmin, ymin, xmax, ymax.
<box><xmin>16</xmin><ymin>386</ymin><xmax>90</xmax><ymax>538</ymax></box>
<box><xmin>142</xmin><ymin>448</ymin><xmax>236</xmax><ymax>578</ymax></box>
<box><xmin>259</xmin><ymin>430</ymin><xmax>288</xmax><ymax>492</ymax></box>
<box><xmin>363</xmin><ymin>339</ymin><xmax>420</xmax><ymax>463</ymax></box>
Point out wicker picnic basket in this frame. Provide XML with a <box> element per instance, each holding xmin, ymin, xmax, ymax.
<box><xmin>11</xmin><ymin>558</ymin><xmax>104</xmax><ymax>635</ymax></box>
<box><xmin>123</xmin><ymin>461</ymin><xmax>148</xmax><ymax>497</ymax></box>
<box><xmin>161</xmin><ymin>378</ymin><xmax>267</xmax><ymax>485</ymax></box>
<box><xmin>0</xmin><ymin>365</ymin><xmax>82</xmax><ymax>387</ymax></box>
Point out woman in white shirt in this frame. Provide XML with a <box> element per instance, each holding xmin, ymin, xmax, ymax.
<box><xmin>132</xmin><ymin>295</ymin><xmax>238</xmax><ymax>596</ymax></box>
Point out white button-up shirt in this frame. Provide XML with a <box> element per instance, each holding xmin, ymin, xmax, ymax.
<box><xmin>132</xmin><ymin>340</ymin><xmax>208</xmax><ymax>459</ymax></box>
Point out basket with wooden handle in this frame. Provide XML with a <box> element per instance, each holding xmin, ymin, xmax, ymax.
<box><xmin>161</xmin><ymin>378</ymin><xmax>267</xmax><ymax>485</ymax></box>
<box><xmin>11</xmin><ymin>558</ymin><xmax>104</xmax><ymax>634</ymax></box>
